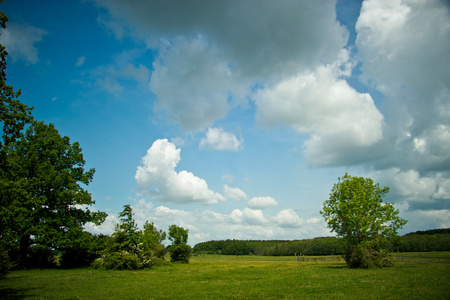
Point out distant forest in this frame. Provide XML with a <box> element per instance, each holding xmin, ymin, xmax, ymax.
<box><xmin>193</xmin><ymin>229</ymin><xmax>450</xmax><ymax>256</ymax></box>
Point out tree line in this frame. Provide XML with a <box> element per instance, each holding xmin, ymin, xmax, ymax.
<box><xmin>193</xmin><ymin>228</ymin><xmax>450</xmax><ymax>256</ymax></box>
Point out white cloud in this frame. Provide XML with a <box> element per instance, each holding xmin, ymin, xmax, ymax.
<box><xmin>223</xmin><ymin>185</ymin><xmax>247</xmax><ymax>202</ymax></box>
<box><xmin>135</xmin><ymin>139</ymin><xmax>224</xmax><ymax>205</ymax></box>
<box><xmin>393</xmin><ymin>201</ymin><xmax>450</xmax><ymax>233</ymax></box>
<box><xmin>356</xmin><ymin>0</ymin><xmax>450</xmax><ymax>173</ymax></box>
<box><xmin>274</xmin><ymin>209</ymin><xmax>303</xmax><ymax>228</ymax></box>
<box><xmin>374</xmin><ymin>168</ymin><xmax>450</xmax><ymax>207</ymax></box>
<box><xmin>255</xmin><ymin>51</ymin><xmax>384</xmax><ymax>166</ymax></box>
<box><xmin>230</xmin><ymin>208</ymin><xmax>268</xmax><ymax>225</ymax></box>
<box><xmin>199</xmin><ymin>127</ymin><xmax>243</xmax><ymax>152</ymax></box>
<box><xmin>0</xmin><ymin>23</ymin><xmax>47</xmax><ymax>64</ymax></box>
<box><xmin>248</xmin><ymin>197</ymin><xmax>279</xmax><ymax>210</ymax></box>
<box><xmin>85</xmin><ymin>214</ymin><xmax>117</xmax><ymax>236</ymax></box>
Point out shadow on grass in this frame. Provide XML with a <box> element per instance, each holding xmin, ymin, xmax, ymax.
<box><xmin>0</xmin><ymin>275</ymin><xmax>38</xmax><ymax>300</ymax></box>
<box><xmin>0</xmin><ymin>286</ymin><xmax>37</xmax><ymax>299</ymax></box>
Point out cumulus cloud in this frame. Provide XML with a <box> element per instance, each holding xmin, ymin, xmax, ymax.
<box><xmin>135</xmin><ymin>139</ymin><xmax>224</xmax><ymax>205</ymax></box>
<box><xmin>199</xmin><ymin>127</ymin><xmax>243</xmax><ymax>151</ymax></box>
<box><xmin>352</xmin><ymin>0</ymin><xmax>450</xmax><ymax>219</ymax></box>
<box><xmin>150</xmin><ymin>36</ymin><xmax>248</xmax><ymax>132</ymax></box>
<box><xmin>0</xmin><ymin>23</ymin><xmax>47</xmax><ymax>64</ymax></box>
<box><xmin>255</xmin><ymin>50</ymin><xmax>384</xmax><ymax>166</ymax></box>
<box><xmin>356</xmin><ymin>0</ymin><xmax>450</xmax><ymax>173</ymax></box>
<box><xmin>248</xmin><ymin>197</ymin><xmax>279</xmax><ymax>210</ymax></box>
<box><xmin>91</xmin><ymin>0</ymin><xmax>348</xmax><ymax>131</ymax></box>
<box><xmin>274</xmin><ymin>209</ymin><xmax>304</xmax><ymax>228</ymax></box>
<box><xmin>223</xmin><ymin>185</ymin><xmax>247</xmax><ymax>202</ymax></box>
<box><xmin>231</xmin><ymin>208</ymin><xmax>268</xmax><ymax>225</ymax></box>
<box><xmin>373</xmin><ymin>168</ymin><xmax>450</xmax><ymax>210</ymax></box>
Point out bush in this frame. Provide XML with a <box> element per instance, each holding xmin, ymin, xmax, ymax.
<box><xmin>345</xmin><ymin>243</ymin><xmax>396</xmax><ymax>268</ymax></box>
<box><xmin>169</xmin><ymin>244</ymin><xmax>191</xmax><ymax>263</ymax></box>
<box><xmin>92</xmin><ymin>251</ymin><xmax>143</xmax><ymax>270</ymax></box>
<box><xmin>154</xmin><ymin>244</ymin><xmax>166</xmax><ymax>258</ymax></box>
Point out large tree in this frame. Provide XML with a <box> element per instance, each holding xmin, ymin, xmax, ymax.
<box><xmin>321</xmin><ymin>173</ymin><xmax>407</xmax><ymax>268</ymax></box>
<box><xmin>1</xmin><ymin>121</ymin><xmax>107</xmax><ymax>267</ymax></box>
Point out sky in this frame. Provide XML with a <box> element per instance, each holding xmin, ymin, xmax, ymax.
<box><xmin>1</xmin><ymin>0</ymin><xmax>449</xmax><ymax>246</ymax></box>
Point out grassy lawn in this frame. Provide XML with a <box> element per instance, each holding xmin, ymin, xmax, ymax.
<box><xmin>1</xmin><ymin>253</ymin><xmax>449</xmax><ymax>299</ymax></box>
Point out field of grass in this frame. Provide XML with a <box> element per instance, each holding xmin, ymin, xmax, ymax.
<box><xmin>1</xmin><ymin>252</ymin><xmax>449</xmax><ymax>299</ymax></box>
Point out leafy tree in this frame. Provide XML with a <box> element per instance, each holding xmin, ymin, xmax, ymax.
<box><xmin>168</xmin><ymin>224</ymin><xmax>191</xmax><ymax>263</ymax></box>
<box><xmin>142</xmin><ymin>221</ymin><xmax>166</xmax><ymax>258</ymax></box>
<box><xmin>112</xmin><ymin>204</ymin><xmax>141</xmax><ymax>253</ymax></box>
<box><xmin>168</xmin><ymin>224</ymin><xmax>189</xmax><ymax>245</ymax></box>
<box><xmin>1</xmin><ymin>121</ymin><xmax>107</xmax><ymax>267</ymax></box>
<box><xmin>321</xmin><ymin>173</ymin><xmax>407</xmax><ymax>268</ymax></box>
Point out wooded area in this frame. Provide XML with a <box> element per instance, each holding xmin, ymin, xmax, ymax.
<box><xmin>192</xmin><ymin>229</ymin><xmax>450</xmax><ymax>256</ymax></box>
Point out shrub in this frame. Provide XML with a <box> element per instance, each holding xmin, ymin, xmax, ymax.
<box><xmin>345</xmin><ymin>243</ymin><xmax>396</xmax><ymax>268</ymax></box>
<box><xmin>169</xmin><ymin>244</ymin><xmax>192</xmax><ymax>263</ymax></box>
<box><xmin>92</xmin><ymin>252</ymin><xmax>142</xmax><ymax>270</ymax></box>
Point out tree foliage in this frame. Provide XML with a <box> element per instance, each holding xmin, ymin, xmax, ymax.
<box><xmin>92</xmin><ymin>205</ymin><xmax>167</xmax><ymax>270</ymax></box>
<box><xmin>168</xmin><ymin>224</ymin><xmax>191</xmax><ymax>263</ymax></box>
<box><xmin>321</xmin><ymin>173</ymin><xmax>407</xmax><ymax>268</ymax></box>
<box><xmin>1</xmin><ymin>121</ymin><xmax>107</xmax><ymax>267</ymax></box>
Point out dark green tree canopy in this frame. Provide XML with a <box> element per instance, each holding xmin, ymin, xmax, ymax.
<box><xmin>1</xmin><ymin>121</ymin><xmax>106</xmax><ymax>262</ymax></box>
<box><xmin>168</xmin><ymin>224</ymin><xmax>191</xmax><ymax>263</ymax></box>
<box><xmin>168</xmin><ymin>224</ymin><xmax>189</xmax><ymax>245</ymax></box>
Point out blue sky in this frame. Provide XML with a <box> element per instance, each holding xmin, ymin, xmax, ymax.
<box><xmin>1</xmin><ymin>0</ymin><xmax>449</xmax><ymax>245</ymax></box>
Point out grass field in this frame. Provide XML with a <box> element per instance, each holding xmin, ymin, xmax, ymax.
<box><xmin>1</xmin><ymin>252</ymin><xmax>449</xmax><ymax>299</ymax></box>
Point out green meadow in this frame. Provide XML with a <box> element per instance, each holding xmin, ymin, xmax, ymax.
<box><xmin>1</xmin><ymin>253</ymin><xmax>449</xmax><ymax>299</ymax></box>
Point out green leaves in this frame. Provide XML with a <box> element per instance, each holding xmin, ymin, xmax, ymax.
<box><xmin>321</xmin><ymin>173</ymin><xmax>407</xmax><ymax>268</ymax></box>
<box><xmin>168</xmin><ymin>224</ymin><xmax>189</xmax><ymax>245</ymax></box>
<box><xmin>168</xmin><ymin>224</ymin><xmax>191</xmax><ymax>262</ymax></box>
